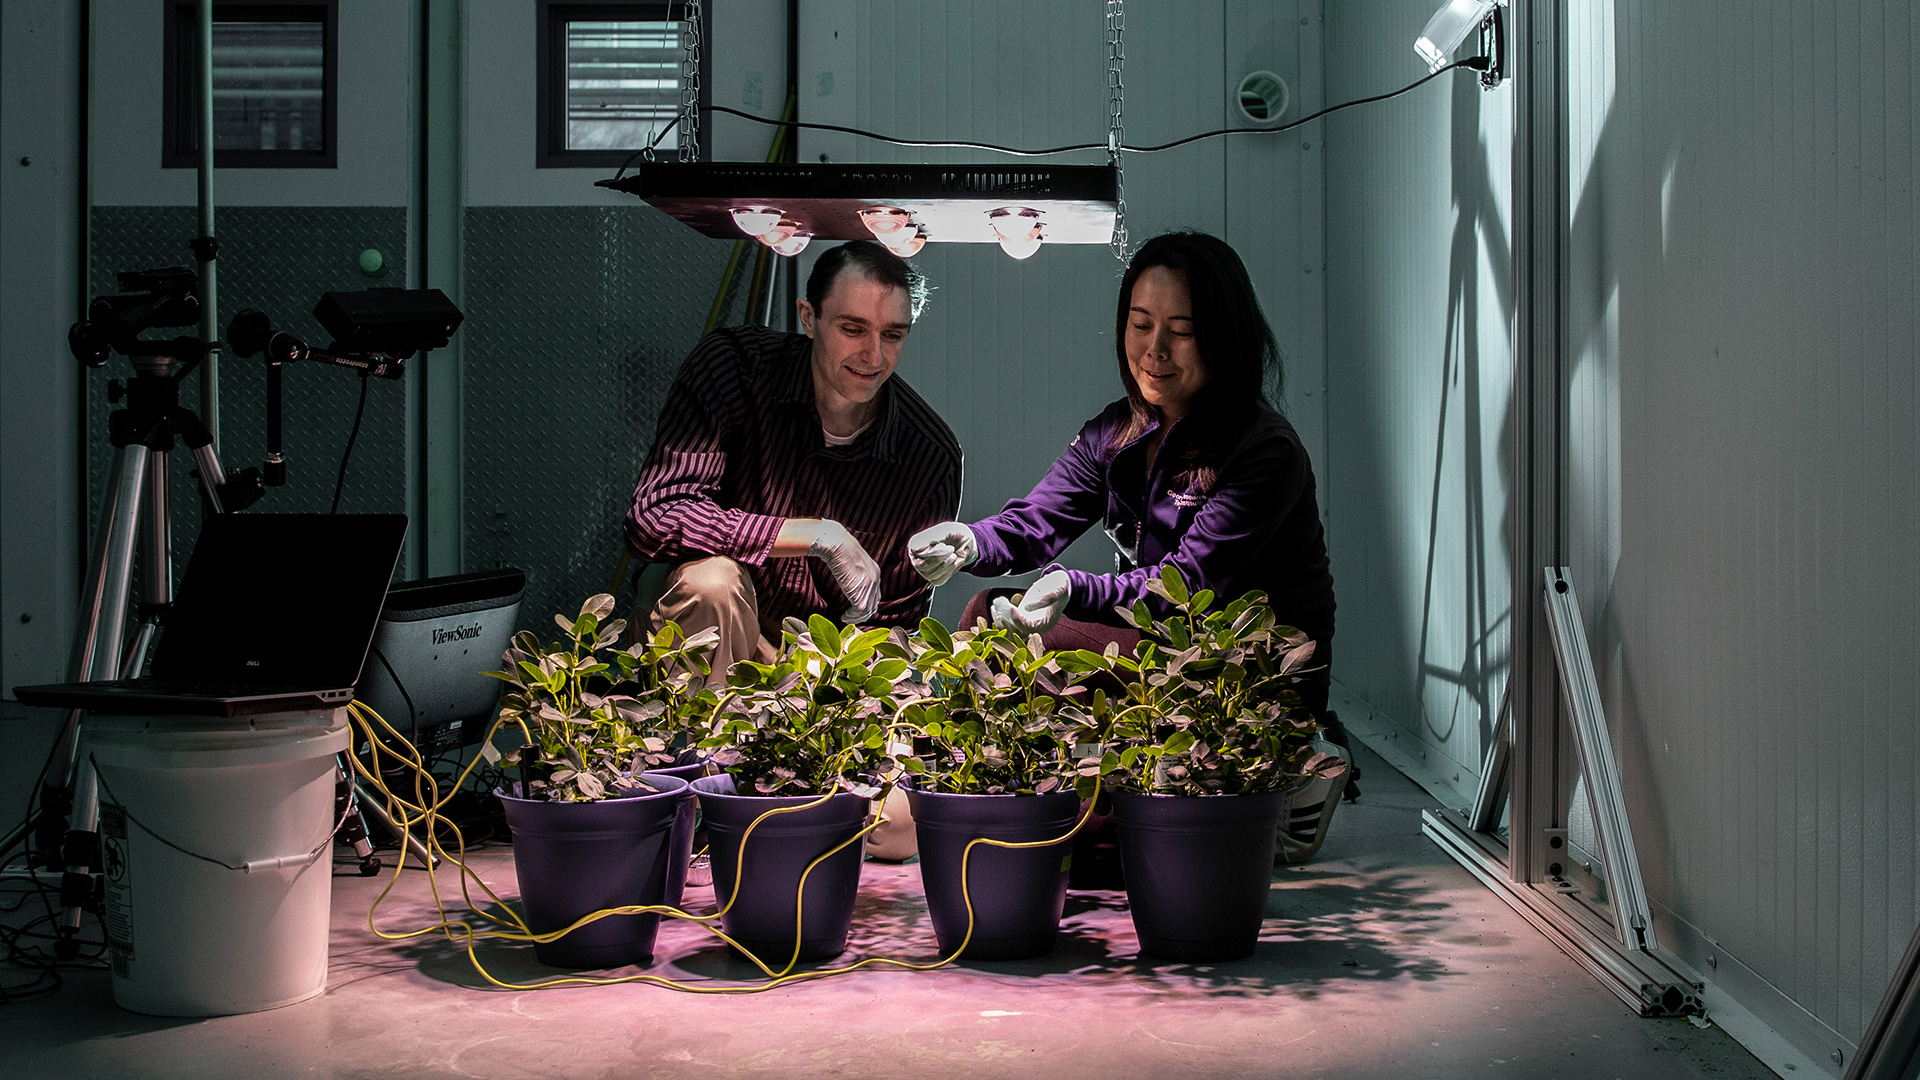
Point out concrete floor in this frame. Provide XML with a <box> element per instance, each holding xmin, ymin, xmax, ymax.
<box><xmin>0</xmin><ymin>743</ymin><xmax>1773</xmax><ymax>1080</ymax></box>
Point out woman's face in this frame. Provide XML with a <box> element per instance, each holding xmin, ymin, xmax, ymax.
<box><xmin>1124</xmin><ymin>265</ymin><xmax>1209</xmax><ymax>422</ymax></box>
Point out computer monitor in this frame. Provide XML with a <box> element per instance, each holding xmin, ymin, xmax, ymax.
<box><xmin>356</xmin><ymin>567</ymin><xmax>525</xmax><ymax>755</ymax></box>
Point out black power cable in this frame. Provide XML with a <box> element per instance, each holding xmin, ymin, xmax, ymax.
<box><xmin>330</xmin><ymin>370</ymin><xmax>371</xmax><ymax>514</ymax></box>
<box><xmin>613</xmin><ymin>55</ymin><xmax>1487</xmax><ymax>180</ymax></box>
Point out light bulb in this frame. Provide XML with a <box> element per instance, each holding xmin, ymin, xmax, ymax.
<box><xmin>768</xmin><ymin>230</ymin><xmax>813</xmax><ymax>257</ymax></box>
<box><xmin>1414</xmin><ymin>0</ymin><xmax>1498</xmax><ymax>72</ymax></box>
<box><xmin>883</xmin><ymin>225</ymin><xmax>928</xmax><ymax>257</ymax></box>
<box><xmin>858</xmin><ymin>206</ymin><xmax>913</xmax><ymax>239</ymax></box>
<box><xmin>752</xmin><ymin>218</ymin><xmax>801</xmax><ymax>246</ymax></box>
<box><xmin>988</xmin><ymin>207</ymin><xmax>1044</xmax><ymax>260</ymax></box>
<box><xmin>731</xmin><ymin>205</ymin><xmax>784</xmax><ymax>237</ymax></box>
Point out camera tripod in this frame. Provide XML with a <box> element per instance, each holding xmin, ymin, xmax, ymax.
<box><xmin>22</xmin><ymin>348</ymin><xmax>431</xmax><ymax>957</ymax></box>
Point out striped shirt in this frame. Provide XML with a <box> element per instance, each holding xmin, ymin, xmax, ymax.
<box><xmin>626</xmin><ymin>325</ymin><xmax>963</xmax><ymax>628</ymax></box>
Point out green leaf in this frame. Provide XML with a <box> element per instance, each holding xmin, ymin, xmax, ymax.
<box><xmin>1159</xmin><ymin>565</ymin><xmax>1191</xmax><ymax>604</ymax></box>
<box><xmin>918</xmin><ymin>618</ymin><xmax>953</xmax><ymax>654</ymax></box>
<box><xmin>1190</xmin><ymin>589</ymin><xmax>1214</xmax><ymax>615</ymax></box>
<box><xmin>869</xmin><ymin>657</ymin><xmax>909</xmax><ymax>681</ymax></box>
<box><xmin>808</xmin><ymin>613</ymin><xmax>842</xmax><ymax>655</ymax></box>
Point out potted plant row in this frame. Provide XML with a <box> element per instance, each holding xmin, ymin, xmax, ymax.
<box><xmin>483</xmin><ymin>569</ymin><xmax>1341</xmax><ymax>972</ymax></box>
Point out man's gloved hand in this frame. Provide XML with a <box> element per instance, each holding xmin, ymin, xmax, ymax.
<box><xmin>907</xmin><ymin>521</ymin><xmax>977</xmax><ymax>586</ymax></box>
<box><xmin>808</xmin><ymin>520</ymin><xmax>881</xmax><ymax>623</ymax></box>
<box><xmin>991</xmin><ymin>568</ymin><xmax>1071</xmax><ymax>635</ymax></box>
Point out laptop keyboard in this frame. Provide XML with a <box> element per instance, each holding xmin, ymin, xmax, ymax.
<box><xmin>95</xmin><ymin>678</ymin><xmax>327</xmax><ymax>696</ymax></box>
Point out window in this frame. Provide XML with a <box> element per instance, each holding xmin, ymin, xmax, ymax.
<box><xmin>537</xmin><ymin>2</ymin><xmax>709</xmax><ymax>168</ymax></box>
<box><xmin>163</xmin><ymin>1</ymin><xmax>339</xmax><ymax>168</ymax></box>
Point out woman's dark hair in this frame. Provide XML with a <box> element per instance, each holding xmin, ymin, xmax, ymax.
<box><xmin>1109</xmin><ymin>231</ymin><xmax>1283</xmax><ymax>487</ymax></box>
<box><xmin>806</xmin><ymin>240</ymin><xmax>931</xmax><ymax>321</ymax></box>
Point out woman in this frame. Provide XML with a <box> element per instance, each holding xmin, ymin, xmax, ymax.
<box><xmin>909</xmin><ymin>230</ymin><xmax>1339</xmax><ymax>726</ymax></box>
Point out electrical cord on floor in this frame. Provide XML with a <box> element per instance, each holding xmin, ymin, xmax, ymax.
<box><xmin>0</xmin><ymin>849</ymin><xmax>107</xmax><ymax>1006</ymax></box>
<box><xmin>345</xmin><ymin>700</ymin><xmax>1102</xmax><ymax>993</ymax></box>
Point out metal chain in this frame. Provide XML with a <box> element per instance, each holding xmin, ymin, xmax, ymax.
<box><xmin>1105</xmin><ymin>0</ymin><xmax>1129</xmax><ymax>262</ymax></box>
<box><xmin>679</xmin><ymin>1</ymin><xmax>703</xmax><ymax>161</ymax></box>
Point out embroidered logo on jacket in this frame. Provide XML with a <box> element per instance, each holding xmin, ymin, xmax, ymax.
<box><xmin>1169</xmin><ymin>489</ymin><xmax>1205</xmax><ymax>508</ymax></box>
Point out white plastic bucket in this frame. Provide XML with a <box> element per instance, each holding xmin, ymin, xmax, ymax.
<box><xmin>83</xmin><ymin>708</ymin><xmax>349</xmax><ymax>1016</ymax></box>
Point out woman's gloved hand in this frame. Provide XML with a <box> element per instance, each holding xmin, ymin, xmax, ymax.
<box><xmin>991</xmin><ymin>568</ymin><xmax>1071</xmax><ymax>635</ymax></box>
<box><xmin>907</xmin><ymin>521</ymin><xmax>978</xmax><ymax>586</ymax></box>
<box><xmin>808</xmin><ymin>520</ymin><xmax>881</xmax><ymax>623</ymax></box>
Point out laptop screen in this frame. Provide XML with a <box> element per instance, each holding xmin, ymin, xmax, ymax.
<box><xmin>150</xmin><ymin>513</ymin><xmax>409</xmax><ymax>687</ymax></box>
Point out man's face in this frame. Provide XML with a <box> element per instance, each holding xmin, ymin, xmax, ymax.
<box><xmin>798</xmin><ymin>272</ymin><xmax>913</xmax><ymax>410</ymax></box>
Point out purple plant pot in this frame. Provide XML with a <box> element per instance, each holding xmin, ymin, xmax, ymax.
<box><xmin>649</xmin><ymin>758</ymin><xmax>715</xmax><ymax>908</ymax></box>
<box><xmin>498</xmin><ymin>773</ymin><xmax>689</xmax><ymax>969</ymax></box>
<box><xmin>1110</xmin><ymin>786</ymin><xmax>1290</xmax><ymax>962</ymax></box>
<box><xmin>906</xmin><ymin>785</ymin><xmax>1081</xmax><ymax>960</ymax></box>
<box><xmin>690</xmin><ymin>774</ymin><xmax>870</xmax><ymax>964</ymax></box>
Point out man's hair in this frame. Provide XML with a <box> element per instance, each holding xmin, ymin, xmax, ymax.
<box><xmin>806</xmin><ymin>240</ymin><xmax>931</xmax><ymax>322</ymax></box>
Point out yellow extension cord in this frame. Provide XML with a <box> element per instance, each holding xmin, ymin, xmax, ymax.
<box><xmin>344</xmin><ymin>701</ymin><xmax>1099</xmax><ymax>993</ymax></box>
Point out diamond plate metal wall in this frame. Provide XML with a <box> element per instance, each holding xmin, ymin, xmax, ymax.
<box><xmin>87</xmin><ymin>206</ymin><xmax>409</xmax><ymax>567</ymax></box>
<box><xmin>462</xmin><ymin>205</ymin><xmax>729</xmax><ymax>631</ymax></box>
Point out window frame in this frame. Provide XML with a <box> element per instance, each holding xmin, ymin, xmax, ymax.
<box><xmin>162</xmin><ymin>0</ymin><xmax>340</xmax><ymax>169</ymax></box>
<box><xmin>536</xmin><ymin>1</ymin><xmax>711</xmax><ymax>169</ymax></box>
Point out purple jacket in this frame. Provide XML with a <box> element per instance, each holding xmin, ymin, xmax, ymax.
<box><xmin>966</xmin><ymin>398</ymin><xmax>1335</xmax><ymax>636</ymax></box>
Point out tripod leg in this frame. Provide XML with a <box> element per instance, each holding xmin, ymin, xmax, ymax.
<box><xmin>55</xmin><ymin>759</ymin><xmax>101</xmax><ymax>959</ymax></box>
<box><xmin>187</xmin><ymin>438</ymin><xmax>227</xmax><ymax>514</ymax></box>
<box><xmin>333</xmin><ymin>755</ymin><xmax>382</xmax><ymax>876</ymax></box>
<box><xmin>29</xmin><ymin>445</ymin><xmax>147</xmax><ymax>869</ymax></box>
<box><xmin>120</xmin><ymin>447</ymin><xmax>176</xmax><ymax>679</ymax></box>
<box><xmin>350</xmin><ymin>777</ymin><xmax>439</xmax><ymax>869</ymax></box>
<box><xmin>74</xmin><ymin>445</ymin><xmax>148</xmax><ymax>684</ymax></box>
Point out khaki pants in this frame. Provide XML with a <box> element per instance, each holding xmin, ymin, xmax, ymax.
<box><xmin>642</xmin><ymin>556</ymin><xmax>780</xmax><ymax>688</ymax></box>
<box><xmin>641</xmin><ymin>555</ymin><xmax>916</xmax><ymax>861</ymax></box>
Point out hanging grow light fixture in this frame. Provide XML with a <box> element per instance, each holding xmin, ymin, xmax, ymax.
<box><xmin>602</xmin><ymin>161</ymin><xmax>1116</xmax><ymax>258</ymax></box>
<box><xmin>593</xmin><ymin>0</ymin><xmax>1129</xmax><ymax>260</ymax></box>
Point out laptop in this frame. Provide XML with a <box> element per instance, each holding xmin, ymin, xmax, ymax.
<box><xmin>13</xmin><ymin>513</ymin><xmax>408</xmax><ymax>718</ymax></box>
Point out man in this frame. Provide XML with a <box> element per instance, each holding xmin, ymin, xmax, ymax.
<box><xmin>626</xmin><ymin>240</ymin><xmax>962</xmax><ymax>680</ymax></box>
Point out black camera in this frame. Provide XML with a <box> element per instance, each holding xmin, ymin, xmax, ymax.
<box><xmin>314</xmin><ymin>288</ymin><xmax>463</xmax><ymax>360</ymax></box>
<box><xmin>229</xmin><ymin>288</ymin><xmax>463</xmax><ymax>379</ymax></box>
<box><xmin>68</xmin><ymin>266</ymin><xmax>203</xmax><ymax>368</ymax></box>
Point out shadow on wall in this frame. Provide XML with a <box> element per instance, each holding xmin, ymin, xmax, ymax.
<box><xmin>1408</xmin><ymin>70</ymin><xmax>1516</xmax><ymax>760</ymax></box>
<box><xmin>1327</xmin><ymin>57</ymin><xmax>1514</xmax><ymax>785</ymax></box>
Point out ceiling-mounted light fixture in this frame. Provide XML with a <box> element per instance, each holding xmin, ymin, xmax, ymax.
<box><xmin>988</xmin><ymin>207</ymin><xmax>1045</xmax><ymax>260</ymax></box>
<box><xmin>730</xmin><ymin>205</ymin><xmax>785</xmax><ymax>237</ymax></box>
<box><xmin>596</xmin><ymin>0</ymin><xmax>1127</xmax><ymax>260</ymax></box>
<box><xmin>1415</xmin><ymin>0</ymin><xmax>1507</xmax><ymax>87</ymax></box>
<box><xmin>604</xmin><ymin>163</ymin><xmax>1117</xmax><ymax>255</ymax></box>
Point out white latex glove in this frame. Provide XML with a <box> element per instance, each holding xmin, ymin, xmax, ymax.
<box><xmin>991</xmin><ymin>568</ymin><xmax>1071</xmax><ymax>635</ymax></box>
<box><xmin>907</xmin><ymin>521</ymin><xmax>978</xmax><ymax>586</ymax></box>
<box><xmin>809</xmin><ymin>520</ymin><xmax>881</xmax><ymax>623</ymax></box>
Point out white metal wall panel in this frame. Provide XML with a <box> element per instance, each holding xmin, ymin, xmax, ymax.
<box><xmin>1322</xmin><ymin>0</ymin><xmax>1515</xmax><ymax>792</ymax></box>
<box><xmin>1562</xmin><ymin>0</ymin><xmax>1918</xmax><ymax>1056</ymax></box>
<box><xmin>0</xmin><ymin>0</ymin><xmax>85</xmax><ymax>693</ymax></box>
